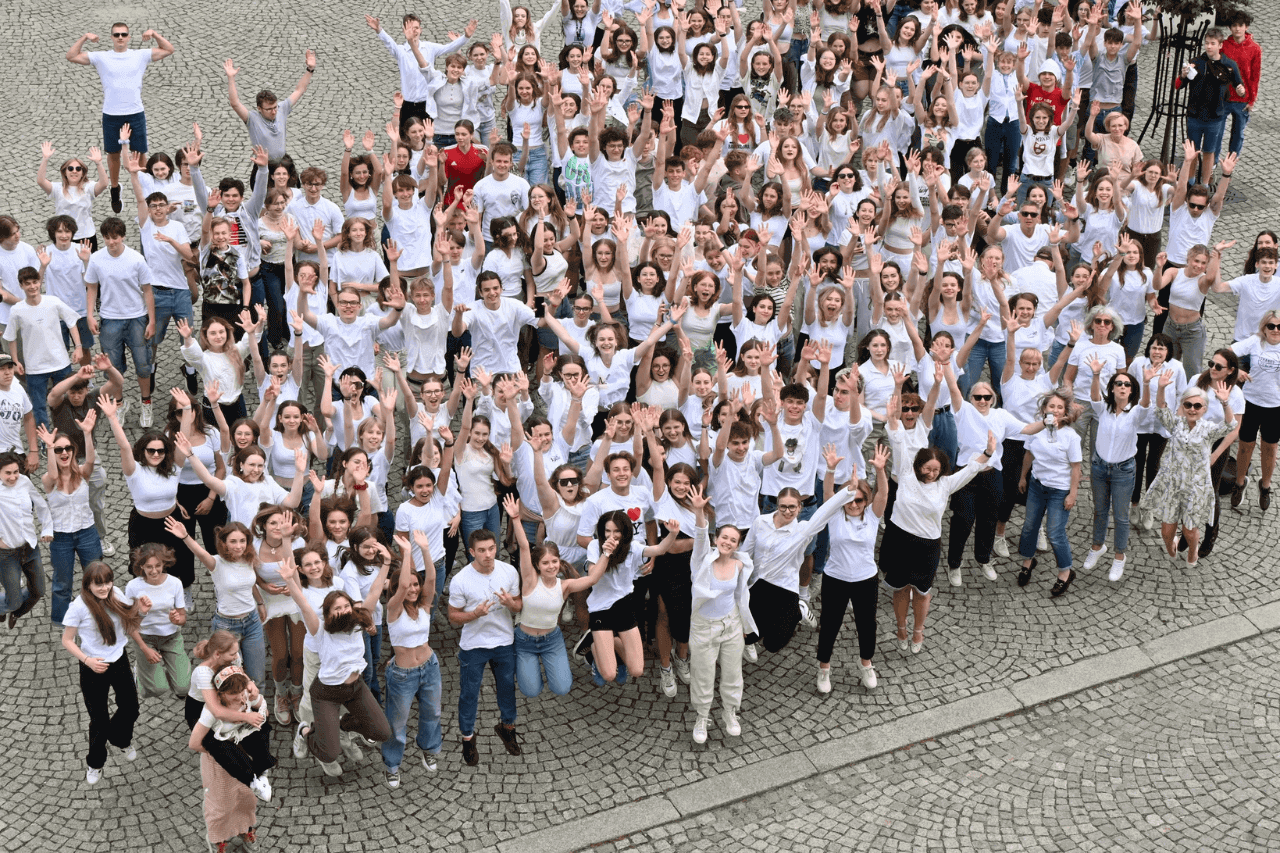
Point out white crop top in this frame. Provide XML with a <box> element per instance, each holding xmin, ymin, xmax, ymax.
<box><xmin>520</xmin><ymin>577</ymin><xmax>562</xmax><ymax>631</ymax></box>
<box><xmin>1168</xmin><ymin>270</ymin><xmax>1205</xmax><ymax>312</ymax></box>
<box><xmin>387</xmin><ymin>604</ymin><xmax>432</xmax><ymax>649</ymax></box>
<box><xmin>126</xmin><ymin>466</ymin><xmax>180</xmax><ymax>513</ymax></box>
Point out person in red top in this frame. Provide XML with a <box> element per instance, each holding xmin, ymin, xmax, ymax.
<box><xmin>1019</xmin><ymin>58</ymin><xmax>1072</xmax><ymax>179</ymax></box>
<box><xmin>441</xmin><ymin>120</ymin><xmax>488</xmax><ymax>205</ymax></box>
<box><xmin>1222</xmin><ymin>10</ymin><xmax>1261</xmax><ymax>158</ymax></box>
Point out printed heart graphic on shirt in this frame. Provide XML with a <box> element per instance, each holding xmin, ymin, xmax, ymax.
<box><xmin>626</xmin><ymin>507</ymin><xmax>642</xmax><ymax>522</ymax></box>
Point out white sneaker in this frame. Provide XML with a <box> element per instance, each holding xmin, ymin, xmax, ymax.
<box><xmin>721</xmin><ymin>708</ymin><xmax>741</xmax><ymax>737</ymax></box>
<box><xmin>979</xmin><ymin>563</ymin><xmax>997</xmax><ymax>581</ymax></box>
<box><xmin>948</xmin><ymin>567</ymin><xmax>963</xmax><ymax>587</ymax></box>
<box><xmin>816</xmin><ymin>666</ymin><xmax>832</xmax><ymax>694</ymax></box>
<box><xmin>385</xmin><ymin>769</ymin><xmax>400</xmax><ymax>789</ymax></box>
<box><xmin>992</xmin><ymin>537</ymin><xmax>1009</xmax><ymax>559</ymax></box>
<box><xmin>742</xmin><ymin>643</ymin><xmax>758</xmax><ymax>663</ymax></box>
<box><xmin>672</xmin><ymin>654</ymin><xmax>691</xmax><ymax>684</ymax></box>
<box><xmin>99</xmin><ymin>541</ymin><xmax>116</xmax><ymax>557</ymax></box>
<box><xmin>1037</xmin><ymin>530</ymin><xmax>1050</xmax><ymax>552</ymax></box>
<box><xmin>293</xmin><ymin>722</ymin><xmax>309</xmax><ymax>759</ymax></box>
<box><xmin>341</xmin><ymin>730</ymin><xmax>365</xmax><ymax>764</ymax></box>
<box><xmin>692</xmin><ymin>716</ymin><xmax>709</xmax><ymax>744</ymax></box>
<box><xmin>1082</xmin><ymin>545</ymin><xmax>1107</xmax><ymax>570</ymax></box>
<box><xmin>421</xmin><ymin>752</ymin><xmax>438</xmax><ymax>773</ymax></box>
<box><xmin>859</xmin><ymin>663</ymin><xmax>878</xmax><ymax>689</ymax></box>
<box><xmin>249</xmin><ymin>774</ymin><xmax>272</xmax><ymax>802</ymax></box>
<box><xmin>122</xmin><ymin>745</ymin><xmax>137</xmax><ymax>761</ymax></box>
<box><xmin>86</xmin><ymin>767</ymin><xmax>101</xmax><ymax>784</ymax></box>
<box><xmin>1141</xmin><ymin>508</ymin><xmax>1155</xmax><ymax>531</ymax></box>
<box><xmin>1108</xmin><ymin>557</ymin><xmax>1126</xmax><ymax>582</ymax></box>
<box><xmin>139</xmin><ymin>402</ymin><xmax>153</xmax><ymax>428</ymax></box>
<box><xmin>798</xmin><ymin>599</ymin><xmax>818</xmax><ymax>628</ymax></box>
<box><xmin>660</xmin><ymin>666</ymin><xmax>677</xmax><ymax>698</ymax></box>
<box><xmin>319</xmin><ymin>758</ymin><xmax>343</xmax><ymax>777</ymax></box>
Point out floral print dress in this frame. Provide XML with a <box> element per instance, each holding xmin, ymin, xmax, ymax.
<box><xmin>1143</xmin><ymin>407</ymin><xmax>1233</xmax><ymax>530</ymax></box>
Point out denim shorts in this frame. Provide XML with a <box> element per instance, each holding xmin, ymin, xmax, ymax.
<box><xmin>103</xmin><ymin>111</ymin><xmax>147</xmax><ymax>154</ymax></box>
<box><xmin>61</xmin><ymin>316</ymin><xmax>94</xmax><ymax>350</ymax></box>
<box><xmin>1186</xmin><ymin>116</ymin><xmax>1226</xmax><ymax>158</ymax></box>
<box><xmin>99</xmin><ymin>315</ymin><xmax>154</xmax><ymax>377</ymax></box>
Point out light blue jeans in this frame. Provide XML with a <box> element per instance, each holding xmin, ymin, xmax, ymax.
<box><xmin>963</xmin><ymin>338</ymin><xmax>1007</xmax><ymax>401</ymax></box>
<box><xmin>381</xmin><ymin>653</ymin><xmax>443</xmax><ymax>773</ymax></box>
<box><xmin>0</xmin><ymin>543</ymin><xmax>44</xmax><ymax>619</ymax></box>
<box><xmin>1091</xmin><ymin>454</ymin><xmax>1136</xmax><ymax>554</ymax></box>
<box><xmin>210</xmin><ymin>610</ymin><xmax>265</xmax><ymax>687</ymax></box>
<box><xmin>524</xmin><ymin>145</ymin><xmax>549</xmax><ymax>186</ymax></box>
<box><xmin>1018</xmin><ymin>476</ymin><xmax>1073</xmax><ymax>570</ymax></box>
<box><xmin>514</xmin><ymin>625</ymin><xmax>573</xmax><ymax>697</ymax></box>
<box><xmin>50</xmin><ymin>525</ymin><xmax>102</xmax><ymax>624</ymax></box>
<box><xmin>460</xmin><ymin>504</ymin><xmax>502</xmax><ymax>553</ymax></box>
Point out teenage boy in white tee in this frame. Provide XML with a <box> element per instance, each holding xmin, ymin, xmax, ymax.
<box><xmin>0</xmin><ymin>216</ymin><xmax>41</xmax><ymax>332</ymax></box>
<box><xmin>452</xmin><ymin>272</ymin><xmax>538</xmax><ymax>376</ymax></box>
<box><xmin>577</xmin><ymin>452</ymin><xmax>656</xmax><ymax>548</ymax></box>
<box><xmin>125</xmin><ymin>154</ymin><xmax>196</xmax><ymax>362</ymax></box>
<box><xmin>472</xmin><ymin>142</ymin><xmax>530</xmax><ymax>249</ymax></box>
<box><xmin>4</xmin><ymin>267</ymin><xmax>83</xmax><ymax>429</ymax></box>
<box><xmin>447</xmin><ymin>527</ymin><xmax>522</xmax><ymax>767</ymax></box>
<box><xmin>0</xmin><ymin>355</ymin><xmax>37</xmax><ymax>470</ymax></box>
<box><xmin>1213</xmin><ymin>245</ymin><xmax>1280</xmax><ymax>343</ymax></box>
<box><xmin>39</xmin><ymin>217</ymin><xmax>93</xmax><ymax>364</ymax></box>
<box><xmin>84</xmin><ymin>217</ymin><xmax>156</xmax><ymax>426</ymax></box>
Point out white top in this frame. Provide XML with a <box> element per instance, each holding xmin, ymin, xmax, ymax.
<box><xmin>340</xmin><ymin>562</ymin><xmax>384</xmax><ymax>629</ymax></box>
<box><xmin>0</xmin><ymin>384</ymin><xmax>31</xmax><ymax>453</ymax></box>
<box><xmin>84</xmin><ymin>247</ymin><xmax>152</xmax><ymax>320</ymax></box>
<box><xmin>482</xmin><ymin>248</ymin><xmax>527</xmax><ymax>299</ymax></box>
<box><xmin>47</xmin><ymin>479</ymin><xmax>94</xmax><ymax>534</ymax></box>
<box><xmin>955</xmin><ymin>404</ymin><xmax>1025</xmax><ymax>469</ymax></box>
<box><xmin>0</xmin><ymin>242</ymin><xmax>40</xmax><ymax>325</ymax></box>
<box><xmin>328</xmin><ymin>249</ymin><xmax>388</xmax><ymax>288</ymax></box>
<box><xmin>316</xmin><ymin>625</ymin><xmax>368</xmax><ymax>685</ymax></box>
<box><xmin>887</xmin><ymin>433</ymin><xmax>986</xmax><ymax>539</ymax></box>
<box><xmin>1188</xmin><ymin>372</ymin><xmax>1244</xmax><ymax>425</ymax></box>
<box><xmin>1108</xmin><ymin>269</ymin><xmax>1153</xmax><ymax>326</ymax></box>
<box><xmin>576</xmin><ymin>485</ymin><xmax>654</xmax><ymax>545</ymax></box>
<box><xmin>1068</xmin><ymin>340</ymin><xmax>1126</xmax><ymax>401</ymax></box>
<box><xmin>125</xmin><ymin>466</ymin><xmax>179</xmax><ymax>513</ymax></box>
<box><xmin>384</xmin><ymin>196</ymin><xmax>435</xmax><ymax>271</ymax></box>
<box><xmin>4</xmin><ymin>297</ymin><xmax>79</xmax><ymax>374</ymax></box>
<box><xmin>1129</xmin><ymin>357</ymin><xmax>1186</xmax><ymax>437</ymax></box>
<box><xmin>64</xmin><ymin>589</ymin><xmax>131</xmax><ymax>662</ymax></box>
<box><xmin>1126</xmin><ymin>183</ymin><xmax>1173</xmax><ymax>235</ymax></box>
<box><xmin>396</xmin><ymin>496</ymin><xmax>451</xmax><ymax>574</ymax></box>
<box><xmin>584</xmin><ymin>538</ymin><xmax>645</xmax><ymax>612</ymax></box>
<box><xmin>182</xmin><ymin>337</ymin><xmax>252</xmax><ymax>405</ymax></box>
<box><xmin>126</xmin><ymin>574</ymin><xmax>185</xmax><ymax>637</ymax></box>
<box><xmin>460</xmin><ymin>298</ymin><xmax>538</xmax><ymax>374</ymax></box>
<box><xmin>1090</xmin><ymin>400</ymin><xmax>1148</xmax><ymax>463</ymax></box>
<box><xmin>1166</xmin><ymin>206</ymin><xmax>1218</xmax><ymax>265</ymax></box>
<box><xmin>387</xmin><ymin>603</ymin><xmax>432</xmax><ymax>649</ymax></box>
<box><xmin>824</xmin><ymin>508</ymin><xmax>881</xmax><ymax>583</ymax></box>
<box><xmin>1225</xmin><ymin>274</ymin><xmax>1280</xmax><ymax>342</ymax></box>
<box><xmin>1167</xmin><ymin>269</ymin><xmax>1205</xmax><ymax>313</ymax></box>
<box><xmin>1025</xmin><ymin>426</ymin><xmax>1083</xmax><ymax>490</ymax></box>
<box><xmin>41</xmin><ymin>244</ymin><xmax>88</xmax><ymax>316</ymax></box>
<box><xmin>1231</xmin><ymin>337</ymin><xmax>1280</xmax><ymax>407</ymax></box>
<box><xmin>519</xmin><ymin>577</ymin><xmax>561</xmax><ymax>631</ymax></box>
<box><xmin>689</xmin><ymin>525</ymin><xmax>757</xmax><ymax>632</ymax></box>
<box><xmin>140</xmin><ymin>218</ymin><xmax>190</xmax><ymax>290</ymax></box>
<box><xmin>473</xmin><ymin>174</ymin><xmax>532</xmax><ymax>241</ymax></box>
<box><xmin>743</xmin><ymin>489</ymin><xmax>856</xmax><ymax>593</ymax></box>
<box><xmin>1000</xmin><ymin>225</ymin><xmax>1050</xmax><ymax>274</ymax></box>
<box><xmin>1000</xmin><ymin>373</ymin><xmax>1054</xmax><ymax>443</ymax></box>
<box><xmin>590</xmin><ymin>150</ymin><xmax>639</xmax><ymax>216</ymax></box>
<box><xmin>302</xmin><ymin>576</ymin><xmax>358</xmax><ymax>653</ymax></box>
<box><xmin>449</xmin><ymin>561</ymin><xmax>520</xmax><ymax>650</ymax></box>
<box><xmin>223</xmin><ymin>475</ymin><xmax>288</xmax><ymax>526</ymax></box>
<box><xmin>87</xmin><ymin>49</ymin><xmax>151</xmax><ymax>114</ymax></box>
<box><xmin>316</xmin><ymin>313</ymin><xmax>382</xmax><ymax>378</ymax></box>
<box><xmin>211</xmin><ymin>557</ymin><xmax>258</xmax><ymax>616</ymax></box>
<box><xmin>47</xmin><ymin>183</ymin><xmax>97</xmax><ymax>240</ymax></box>
<box><xmin>761</xmin><ymin>411</ymin><xmax>824</xmax><ymax>497</ymax></box>
<box><xmin>178</xmin><ymin>431</ymin><xmax>220</xmax><ymax>486</ymax></box>
<box><xmin>543</xmin><ymin>502</ymin><xmax>586</xmax><ymax>566</ymax></box>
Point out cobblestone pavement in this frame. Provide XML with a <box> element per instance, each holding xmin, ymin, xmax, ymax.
<box><xmin>0</xmin><ymin>2</ymin><xmax>1277</xmax><ymax>852</ymax></box>
<box><xmin>578</xmin><ymin>632</ymin><xmax>1280</xmax><ymax>853</ymax></box>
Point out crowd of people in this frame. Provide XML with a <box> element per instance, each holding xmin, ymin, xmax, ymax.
<box><xmin>0</xmin><ymin>1</ymin><xmax>1268</xmax><ymax>849</ymax></box>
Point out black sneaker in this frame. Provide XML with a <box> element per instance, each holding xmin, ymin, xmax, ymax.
<box><xmin>494</xmin><ymin>724</ymin><xmax>522</xmax><ymax>756</ymax></box>
<box><xmin>1231</xmin><ymin>480</ymin><xmax>1246</xmax><ymax>508</ymax></box>
<box><xmin>1198</xmin><ymin>528</ymin><xmax>1217</xmax><ymax>558</ymax></box>
<box><xmin>110</xmin><ymin>185</ymin><xmax>122</xmax><ymax>213</ymax></box>
<box><xmin>1261</xmin><ymin>485</ymin><xmax>1271</xmax><ymax>511</ymax></box>
<box><xmin>1017</xmin><ymin>558</ymin><xmax>1036</xmax><ymax>587</ymax></box>
<box><xmin>1049</xmin><ymin>569</ymin><xmax>1076</xmax><ymax>598</ymax></box>
<box><xmin>572</xmin><ymin>630</ymin><xmax>592</xmax><ymax>659</ymax></box>
<box><xmin>461</xmin><ymin>736</ymin><xmax>478</xmax><ymax>766</ymax></box>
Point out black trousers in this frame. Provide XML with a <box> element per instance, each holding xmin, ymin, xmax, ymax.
<box><xmin>816</xmin><ymin>575</ymin><xmax>878</xmax><ymax>663</ymax></box>
<box><xmin>80</xmin><ymin>655</ymin><xmax>139</xmax><ymax>769</ymax></box>
<box><xmin>948</xmin><ymin>468</ymin><xmax>1003</xmax><ymax>568</ymax></box>
<box><xmin>746</xmin><ymin>579</ymin><xmax>800</xmax><ymax>653</ymax></box>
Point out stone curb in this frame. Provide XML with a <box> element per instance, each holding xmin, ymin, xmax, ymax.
<box><xmin>504</xmin><ymin>603</ymin><xmax>1280</xmax><ymax>853</ymax></box>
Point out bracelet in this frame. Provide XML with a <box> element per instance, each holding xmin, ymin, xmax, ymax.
<box><xmin>306</xmin><ymin>66</ymin><xmax>316</xmax><ymax>73</ymax></box>
<box><xmin>1223</xmin><ymin>172</ymin><xmax>1233</xmax><ymax>178</ymax></box>
<box><xmin>352</xmin><ymin>482</ymin><xmax>368</xmax><ymax>491</ymax></box>
<box><xmin>444</xmin><ymin>442</ymin><xmax>455</xmax><ymax>448</ymax></box>
<box><xmin>1066</xmin><ymin>341</ymin><xmax>1076</xmax><ymax>347</ymax></box>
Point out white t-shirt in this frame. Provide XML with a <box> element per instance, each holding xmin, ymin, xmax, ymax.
<box><xmin>473</xmin><ymin>174</ymin><xmax>531</xmax><ymax>241</ymax></box>
<box><xmin>459</xmin><ymin>298</ymin><xmax>538</xmax><ymax>374</ymax></box>
<box><xmin>584</xmin><ymin>538</ymin><xmax>646</xmax><ymax>612</ymax></box>
<box><xmin>85</xmin><ymin>247</ymin><xmax>152</xmax><ymax>320</ymax></box>
<box><xmin>0</xmin><ymin>242</ymin><xmax>42</xmax><ymax>325</ymax></box>
<box><xmin>125</xmin><ymin>574</ymin><xmax>184</xmax><ymax>636</ymax></box>
<box><xmin>41</xmin><ymin>244</ymin><xmax>88</xmax><ymax>316</ymax></box>
<box><xmin>329</xmin><ymin>249</ymin><xmax>389</xmax><ymax>288</ymax></box>
<box><xmin>1025</xmin><ymin>427</ymin><xmax>1083</xmax><ymax>491</ymax></box>
<box><xmin>762</xmin><ymin>411</ymin><xmax>824</xmax><ymax>497</ymax></box>
<box><xmin>590</xmin><ymin>150</ymin><xmax>639</xmax><ymax>216</ymax></box>
<box><xmin>1226</xmin><ymin>274</ymin><xmax>1280</xmax><ymax>343</ymax></box>
<box><xmin>64</xmin><ymin>588</ymin><xmax>132</xmax><ymax>661</ymax></box>
<box><xmin>4</xmin><ymin>297</ymin><xmax>79</xmax><ymax>374</ymax></box>
<box><xmin>140</xmin><ymin>218</ymin><xmax>190</xmax><ymax>291</ymax></box>
<box><xmin>576</xmin><ymin>485</ymin><xmax>655</xmax><ymax>545</ymax></box>
<box><xmin>0</xmin><ymin>383</ymin><xmax>32</xmax><ymax>452</ymax></box>
<box><xmin>87</xmin><ymin>49</ymin><xmax>152</xmax><ymax>115</ymax></box>
<box><xmin>316</xmin><ymin>313</ymin><xmax>381</xmax><ymax>378</ymax></box>
<box><xmin>385</xmin><ymin>197</ymin><xmax>435</xmax><ymax>271</ymax></box>
<box><xmin>223</xmin><ymin>475</ymin><xmax>289</xmax><ymax>527</ymax></box>
<box><xmin>448</xmin><ymin>561</ymin><xmax>520</xmax><ymax>651</ymax></box>
<box><xmin>709</xmin><ymin>450</ymin><xmax>765</xmax><ymax>530</ymax></box>
<box><xmin>1068</xmin><ymin>340</ymin><xmax>1126</xmax><ymax>402</ymax></box>
<box><xmin>825</xmin><ymin>509</ymin><xmax>880</xmax><ymax>583</ymax></box>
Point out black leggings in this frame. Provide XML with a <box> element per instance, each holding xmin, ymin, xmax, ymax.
<box><xmin>998</xmin><ymin>440</ymin><xmax>1028</xmax><ymax>524</ymax></box>
<box><xmin>816</xmin><ymin>575</ymin><xmax>878</xmax><ymax>664</ymax></box>
<box><xmin>948</xmin><ymin>468</ymin><xmax>1003</xmax><ymax>568</ymax></box>
<box><xmin>746</xmin><ymin>579</ymin><xmax>800</xmax><ymax>653</ymax></box>
<box><xmin>184</xmin><ymin>696</ymin><xmax>276</xmax><ymax>787</ymax></box>
<box><xmin>1133</xmin><ymin>434</ymin><xmax>1168</xmax><ymax>504</ymax></box>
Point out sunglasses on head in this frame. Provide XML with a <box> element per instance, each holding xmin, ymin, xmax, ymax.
<box><xmin>1183</xmin><ymin>401</ymin><xmax>1204</xmax><ymax>410</ymax></box>
<box><xmin>971</xmin><ymin>393</ymin><xmax>993</xmax><ymax>401</ymax></box>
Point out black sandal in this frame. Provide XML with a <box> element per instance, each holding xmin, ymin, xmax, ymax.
<box><xmin>1017</xmin><ymin>558</ymin><xmax>1036</xmax><ymax>587</ymax></box>
<box><xmin>1049</xmin><ymin>570</ymin><xmax>1076</xmax><ymax>598</ymax></box>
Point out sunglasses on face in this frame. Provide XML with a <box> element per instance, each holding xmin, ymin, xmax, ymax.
<box><xmin>1095</xmin><ymin>318</ymin><xmax>1114</xmax><ymax>326</ymax></box>
<box><xmin>837</xmin><ymin>172</ymin><xmax>855</xmax><ymax>179</ymax></box>
<box><xmin>557</xmin><ymin>478</ymin><xmax>580</xmax><ymax>486</ymax></box>
<box><xmin>901</xmin><ymin>405</ymin><xmax>922</xmax><ymax>413</ymax></box>
<box><xmin>1183</xmin><ymin>401</ymin><xmax>1204</xmax><ymax>411</ymax></box>
<box><xmin>849</xmin><ymin>496</ymin><xmax>866</xmax><ymax>505</ymax></box>
<box><xmin>112</xmin><ymin>33</ymin><xmax>129</xmax><ymax>38</ymax></box>
<box><xmin>1267</xmin><ymin>323</ymin><xmax>1280</xmax><ymax>331</ymax></box>
<box><xmin>1113</xmin><ymin>381</ymin><xmax>1133</xmax><ymax>388</ymax></box>
<box><xmin>1187</xmin><ymin>202</ymin><xmax>1206</xmax><ymax>210</ymax></box>
<box><xmin>1019</xmin><ymin>211</ymin><xmax>1039</xmax><ymax>218</ymax></box>
<box><xmin>65</xmin><ymin>165</ymin><xmax>84</xmax><ymax>172</ymax></box>
<box><xmin>1210</xmin><ymin>361</ymin><xmax>1228</xmax><ymax>370</ymax></box>
<box><xmin>145</xmin><ymin>446</ymin><xmax>166</xmax><ymax>455</ymax></box>
<box><xmin>971</xmin><ymin>394</ymin><xmax>993</xmax><ymax>402</ymax></box>
<box><xmin>53</xmin><ymin>446</ymin><xmax>75</xmax><ymax>455</ymax></box>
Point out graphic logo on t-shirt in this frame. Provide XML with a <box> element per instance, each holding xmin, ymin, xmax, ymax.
<box><xmin>778</xmin><ymin>435</ymin><xmax>804</xmax><ymax>474</ymax></box>
<box><xmin>626</xmin><ymin>507</ymin><xmax>641</xmax><ymax>522</ymax></box>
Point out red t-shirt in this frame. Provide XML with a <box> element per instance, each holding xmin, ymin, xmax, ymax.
<box><xmin>443</xmin><ymin>144</ymin><xmax>488</xmax><ymax>204</ymax></box>
<box><xmin>1026</xmin><ymin>84</ymin><xmax>1068</xmax><ymax>125</ymax></box>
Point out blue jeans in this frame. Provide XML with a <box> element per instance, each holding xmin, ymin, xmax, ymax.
<box><xmin>1018</xmin><ymin>476</ymin><xmax>1072</xmax><ymax>569</ymax></box>
<box><xmin>380</xmin><ymin>653</ymin><xmax>442</xmax><ymax>772</ymax></box>
<box><xmin>985</xmin><ymin>117</ymin><xmax>1021</xmax><ymax>193</ymax></box>
<box><xmin>257</xmin><ymin>262</ymin><xmax>288</xmax><ymax>356</ymax></box>
<box><xmin>460</xmin><ymin>504</ymin><xmax>502</xmax><ymax>553</ymax></box>
<box><xmin>1091</xmin><ymin>454</ymin><xmax>1135</xmax><ymax>554</ymax></box>
<box><xmin>1016</xmin><ymin>174</ymin><xmax>1054</xmax><ymax>208</ymax></box>
<box><xmin>929</xmin><ymin>407</ymin><xmax>958</xmax><ymax>470</ymax></box>
<box><xmin>433</xmin><ymin>133</ymin><xmax>457</xmax><ymax>149</ymax></box>
<box><xmin>361</xmin><ymin>628</ymin><xmax>383</xmax><ymax>705</ymax></box>
<box><xmin>457</xmin><ymin>643</ymin><xmax>517</xmax><ymax>737</ymax></box>
<box><xmin>1226</xmin><ymin>101</ymin><xmax>1250</xmax><ymax>156</ymax></box>
<box><xmin>515</xmin><ymin>625</ymin><xmax>573</xmax><ymax>697</ymax></box>
<box><xmin>810</xmin><ymin>475</ymin><xmax>829</xmax><ymax>575</ymax></box>
<box><xmin>151</xmin><ymin>288</ymin><xmax>194</xmax><ymax>357</ymax></box>
<box><xmin>964</xmin><ymin>338</ymin><xmax>1006</xmax><ymax>403</ymax></box>
<box><xmin>102</xmin><ymin>111</ymin><xmax>146</xmax><ymax>153</ymax></box>
<box><xmin>1120</xmin><ymin>322</ymin><xmax>1145</xmax><ymax>362</ymax></box>
<box><xmin>60</xmin><ymin>316</ymin><xmax>94</xmax><ymax>351</ymax></box>
<box><xmin>25</xmin><ymin>365</ymin><xmax>73</xmax><ymax>429</ymax></box>
<box><xmin>1186</xmin><ymin>115</ymin><xmax>1227</xmax><ymax>158</ymax></box>
<box><xmin>100</xmin><ymin>315</ymin><xmax>154</xmax><ymax>379</ymax></box>
<box><xmin>0</xmin><ymin>543</ymin><xmax>44</xmax><ymax>618</ymax></box>
<box><xmin>50</xmin><ymin>525</ymin><xmax>102</xmax><ymax>624</ymax></box>
<box><xmin>524</xmin><ymin>145</ymin><xmax>549</xmax><ymax>186</ymax></box>
<box><xmin>210</xmin><ymin>610</ymin><xmax>266</xmax><ymax>687</ymax></box>
<box><xmin>1047</xmin><ymin>340</ymin><xmax>1067</xmax><ymax>372</ymax></box>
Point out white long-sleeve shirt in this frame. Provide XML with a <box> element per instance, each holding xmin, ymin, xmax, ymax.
<box><xmin>742</xmin><ymin>488</ymin><xmax>856</xmax><ymax>593</ymax></box>
<box><xmin>690</xmin><ymin>524</ymin><xmax>758</xmax><ymax>635</ymax></box>
<box><xmin>0</xmin><ymin>476</ymin><xmax>52</xmax><ymax>547</ymax></box>
<box><xmin>887</xmin><ymin>428</ymin><xmax>987</xmax><ymax>540</ymax></box>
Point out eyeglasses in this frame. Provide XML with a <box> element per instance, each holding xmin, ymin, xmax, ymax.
<box><xmin>1187</xmin><ymin>202</ymin><xmax>1206</xmax><ymax>211</ymax></box>
<box><xmin>148</xmin><ymin>201</ymin><xmax>168</xmax><ymax>209</ymax></box>
<box><xmin>1266</xmin><ymin>323</ymin><xmax>1280</xmax><ymax>331</ymax></box>
<box><xmin>53</xmin><ymin>446</ymin><xmax>75</xmax><ymax>456</ymax></box>
<box><xmin>557</xmin><ymin>478</ymin><xmax>580</xmax><ymax>486</ymax></box>
<box><xmin>337</xmin><ymin>299</ymin><xmax>361</xmax><ymax>307</ymax></box>
<box><xmin>65</xmin><ymin>165</ymin><xmax>84</xmax><ymax>172</ymax></box>
<box><xmin>1019</xmin><ymin>211</ymin><xmax>1039</xmax><ymax>218</ymax></box>
<box><xmin>145</xmin><ymin>446</ymin><xmax>166</xmax><ymax>456</ymax></box>
<box><xmin>573</xmin><ymin>305</ymin><xmax>593</xmax><ymax>312</ymax></box>
<box><xmin>776</xmin><ymin>504</ymin><xmax>801</xmax><ymax>514</ymax></box>
<box><xmin>901</xmin><ymin>405</ymin><xmax>922</xmax><ymax>413</ymax></box>
<box><xmin>971</xmin><ymin>394</ymin><xmax>993</xmax><ymax>401</ymax></box>
<box><xmin>1182</xmin><ymin>401</ymin><xmax>1204</xmax><ymax>411</ymax></box>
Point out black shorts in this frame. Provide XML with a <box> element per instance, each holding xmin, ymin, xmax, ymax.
<box><xmin>1240</xmin><ymin>401</ymin><xmax>1280</xmax><ymax>444</ymax></box>
<box><xmin>589</xmin><ymin>592</ymin><xmax>638</xmax><ymax>634</ymax></box>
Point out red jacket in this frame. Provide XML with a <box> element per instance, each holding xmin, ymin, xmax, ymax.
<box><xmin>1222</xmin><ymin>32</ymin><xmax>1261</xmax><ymax>106</ymax></box>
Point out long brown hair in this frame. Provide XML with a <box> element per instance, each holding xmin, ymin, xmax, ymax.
<box><xmin>80</xmin><ymin>562</ymin><xmax>143</xmax><ymax>647</ymax></box>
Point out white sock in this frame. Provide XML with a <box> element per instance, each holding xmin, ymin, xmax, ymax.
<box><xmin>799</xmin><ymin>585</ymin><xmax>810</xmax><ymax>603</ymax></box>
